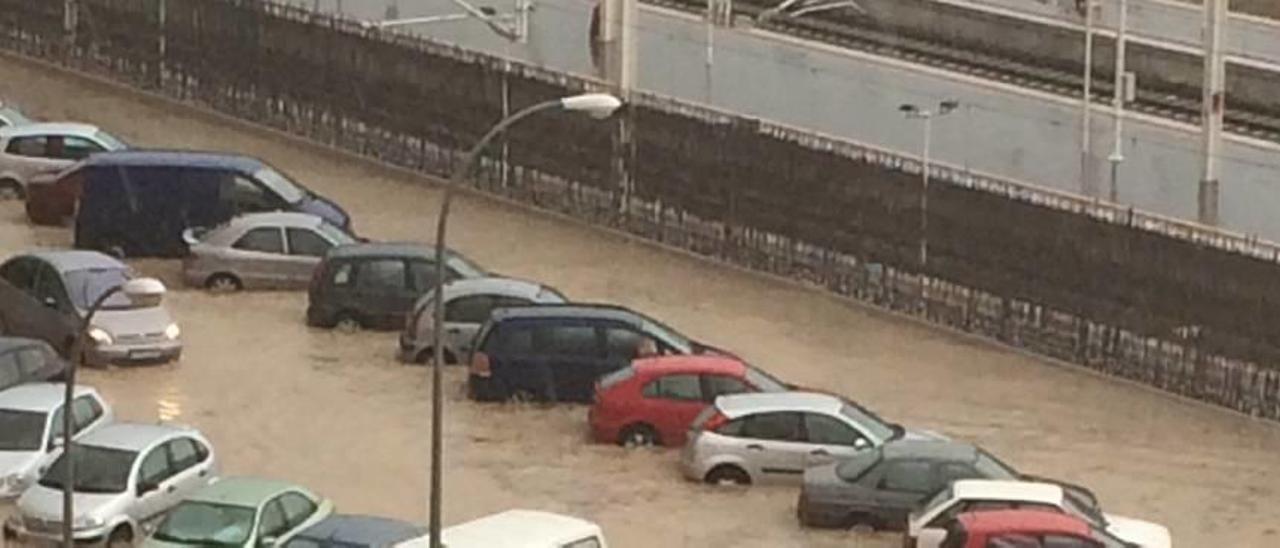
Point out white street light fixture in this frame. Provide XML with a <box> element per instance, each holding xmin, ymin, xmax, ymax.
<box><xmin>62</xmin><ymin>277</ymin><xmax>167</xmax><ymax>548</ymax></box>
<box><xmin>426</xmin><ymin>92</ymin><xmax>621</xmax><ymax>548</ymax></box>
<box><xmin>900</xmin><ymin>100</ymin><xmax>958</xmax><ymax>269</ymax></box>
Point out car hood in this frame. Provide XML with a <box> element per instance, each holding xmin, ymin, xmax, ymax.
<box><xmin>298</xmin><ymin>194</ymin><xmax>350</xmax><ymax>230</ymax></box>
<box><xmin>800</xmin><ymin>461</ymin><xmax>850</xmax><ymax>500</ymax></box>
<box><xmin>1104</xmin><ymin>514</ymin><xmax>1172</xmax><ymax>548</ymax></box>
<box><xmin>18</xmin><ymin>483</ymin><xmax>125</xmax><ymax>521</ymax></box>
<box><xmin>0</xmin><ymin>451</ymin><xmax>42</xmax><ymax>476</ymax></box>
<box><xmin>92</xmin><ymin>306</ymin><xmax>175</xmax><ymax>339</ymax></box>
<box><xmin>900</xmin><ymin>428</ymin><xmax>949</xmax><ymax>442</ymax></box>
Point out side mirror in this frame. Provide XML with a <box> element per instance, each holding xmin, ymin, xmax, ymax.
<box><xmin>42</xmin><ymin>296</ymin><xmax>59</xmax><ymax>309</ymax></box>
<box><xmin>854</xmin><ymin>437</ymin><xmax>870</xmax><ymax>450</ymax></box>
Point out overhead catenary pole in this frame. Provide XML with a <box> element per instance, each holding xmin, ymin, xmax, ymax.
<box><xmin>1200</xmin><ymin>0</ymin><xmax>1226</xmax><ymax>226</ymax></box>
<box><xmin>1080</xmin><ymin>0</ymin><xmax>1095</xmax><ymax>197</ymax></box>
<box><xmin>1108</xmin><ymin>0</ymin><xmax>1128</xmax><ymax>203</ymax></box>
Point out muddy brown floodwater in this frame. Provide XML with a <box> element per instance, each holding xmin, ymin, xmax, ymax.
<box><xmin>1</xmin><ymin>55</ymin><xmax>1279</xmax><ymax>548</ymax></box>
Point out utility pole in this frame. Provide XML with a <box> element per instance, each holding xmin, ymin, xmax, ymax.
<box><xmin>1079</xmin><ymin>0</ymin><xmax>1096</xmax><ymax>197</ymax></box>
<box><xmin>599</xmin><ymin>0</ymin><xmax>637</xmax><ymax>217</ymax></box>
<box><xmin>1108</xmin><ymin>0</ymin><xmax>1129</xmax><ymax>203</ymax></box>
<box><xmin>1200</xmin><ymin>0</ymin><xmax>1226</xmax><ymax>226</ymax></box>
<box><xmin>63</xmin><ymin>0</ymin><xmax>77</xmax><ymax>56</ymax></box>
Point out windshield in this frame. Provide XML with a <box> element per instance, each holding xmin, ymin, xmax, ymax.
<box><xmin>921</xmin><ymin>485</ymin><xmax>953</xmax><ymax>514</ymax></box>
<box><xmin>743</xmin><ymin>365</ymin><xmax>787</xmax><ymax>392</ymax></box>
<box><xmin>0</xmin><ymin>410</ymin><xmax>47</xmax><ymax>451</ymax></box>
<box><xmin>39</xmin><ymin>445</ymin><xmax>138</xmax><ymax>494</ymax></box>
<box><xmin>64</xmin><ymin>267</ymin><xmax>141</xmax><ymax>311</ymax></box>
<box><xmin>317</xmin><ymin>221</ymin><xmax>356</xmax><ymax>246</ymax></box>
<box><xmin>153</xmin><ymin>501</ymin><xmax>257</xmax><ymax>547</ymax></box>
<box><xmin>1063</xmin><ymin>489</ymin><xmax>1107</xmax><ymax>527</ymax></box>
<box><xmin>93</xmin><ymin>130</ymin><xmax>128</xmax><ymax>151</ymax></box>
<box><xmin>640</xmin><ymin>319</ymin><xmax>693</xmax><ymax>354</ymax></box>
<box><xmin>973</xmin><ymin>450</ymin><xmax>1020</xmax><ymax>479</ymax></box>
<box><xmin>254</xmin><ymin>167</ymin><xmax>307</xmax><ymax>205</ymax></box>
<box><xmin>839</xmin><ymin>403</ymin><xmax>897</xmax><ymax>442</ymax></box>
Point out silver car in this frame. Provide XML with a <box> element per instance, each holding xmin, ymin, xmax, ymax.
<box><xmin>679</xmin><ymin>391</ymin><xmax>930</xmax><ymax>486</ymax></box>
<box><xmin>0</xmin><ymin>122</ymin><xmax>127</xmax><ymax>199</ymax></box>
<box><xmin>0</xmin><ymin>251</ymin><xmax>182</xmax><ymax>366</ymax></box>
<box><xmin>0</xmin><ymin>383</ymin><xmax>113</xmax><ymax>500</ymax></box>
<box><xmin>2</xmin><ymin>422</ymin><xmax>218</xmax><ymax>548</ymax></box>
<box><xmin>398</xmin><ymin>277</ymin><xmax>568</xmax><ymax>364</ymax></box>
<box><xmin>182</xmin><ymin>212</ymin><xmax>357</xmax><ymax>291</ymax></box>
<box><xmin>0</xmin><ymin>102</ymin><xmax>33</xmax><ymax>130</ymax></box>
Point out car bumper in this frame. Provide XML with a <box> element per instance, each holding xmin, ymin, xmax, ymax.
<box><xmin>397</xmin><ymin>333</ymin><xmax>419</xmax><ymax>363</ymax></box>
<box><xmin>90</xmin><ymin>340</ymin><xmax>182</xmax><ymax>365</ymax></box>
<box><xmin>795</xmin><ymin>494</ymin><xmax>848</xmax><ymax>528</ymax></box>
<box><xmin>3</xmin><ymin>516</ymin><xmax>112</xmax><ymax>546</ymax></box>
<box><xmin>678</xmin><ymin>446</ymin><xmax>707</xmax><ymax>482</ymax></box>
<box><xmin>467</xmin><ymin>374</ymin><xmax>500</xmax><ymax>401</ymax></box>
<box><xmin>587</xmin><ymin>408</ymin><xmax>621</xmax><ymax>444</ymax></box>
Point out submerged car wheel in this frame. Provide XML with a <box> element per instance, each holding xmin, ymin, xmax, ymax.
<box><xmin>846</xmin><ymin>513</ymin><xmax>880</xmax><ymax>534</ymax></box>
<box><xmin>0</xmin><ymin>179</ymin><xmax>22</xmax><ymax>200</ymax></box>
<box><xmin>414</xmin><ymin>347</ymin><xmax>457</xmax><ymax>366</ymax></box>
<box><xmin>205</xmin><ymin>273</ymin><xmax>243</xmax><ymax>293</ymax></box>
<box><xmin>619</xmin><ymin>423</ymin><xmax>660</xmax><ymax>448</ymax></box>
<box><xmin>334</xmin><ymin>312</ymin><xmax>363</xmax><ymax>332</ymax></box>
<box><xmin>705</xmin><ymin>464</ymin><xmax>751</xmax><ymax>486</ymax></box>
<box><xmin>105</xmin><ymin>525</ymin><xmax>133</xmax><ymax>548</ymax></box>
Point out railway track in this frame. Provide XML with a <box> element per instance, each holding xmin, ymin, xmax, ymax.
<box><xmin>647</xmin><ymin>0</ymin><xmax>1280</xmax><ymax>143</ymax></box>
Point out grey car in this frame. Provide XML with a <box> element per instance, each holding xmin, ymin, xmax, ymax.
<box><xmin>796</xmin><ymin>439</ymin><xmax>1019</xmax><ymax>531</ymax></box>
<box><xmin>0</xmin><ymin>383</ymin><xmax>113</xmax><ymax>500</ymax></box>
<box><xmin>0</xmin><ymin>122</ymin><xmax>127</xmax><ymax>200</ymax></box>
<box><xmin>182</xmin><ymin>212</ymin><xmax>357</xmax><ymax>291</ymax></box>
<box><xmin>679</xmin><ymin>392</ymin><xmax>939</xmax><ymax>486</ymax></box>
<box><xmin>0</xmin><ymin>251</ymin><xmax>182</xmax><ymax>366</ymax></box>
<box><xmin>2</xmin><ymin>422</ymin><xmax>218</xmax><ymax>548</ymax></box>
<box><xmin>283</xmin><ymin>514</ymin><xmax>428</xmax><ymax>548</ymax></box>
<box><xmin>397</xmin><ymin>277</ymin><xmax>568</xmax><ymax>364</ymax></box>
<box><xmin>0</xmin><ymin>102</ymin><xmax>33</xmax><ymax>130</ymax></box>
<box><xmin>0</xmin><ymin>336</ymin><xmax>68</xmax><ymax>391</ymax></box>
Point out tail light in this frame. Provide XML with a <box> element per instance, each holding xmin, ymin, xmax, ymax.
<box><xmin>469</xmin><ymin>351</ymin><xmax>491</xmax><ymax>377</ymax></box>
<box><xmin>690</xmin><ymin>407</ymin><xmax>727</xmax><ymax>433</ymax></box>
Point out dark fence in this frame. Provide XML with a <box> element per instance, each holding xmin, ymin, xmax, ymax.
<box><xmin>2</xmin><ymin>0</ymin><xmax>1278</xmax><ymax>419</ymax></box>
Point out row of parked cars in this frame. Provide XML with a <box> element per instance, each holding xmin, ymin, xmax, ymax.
<box><xmin>0</xmin><ymin>104</ymin><xmax>1171</xmax><ymax>547</ymax></box>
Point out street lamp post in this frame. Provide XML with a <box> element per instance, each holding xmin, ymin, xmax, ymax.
<box><xmin>899</xmin><ymin>100</ymin><xmax>958</xmax><ymax>270</ymax></box>
<box><xmin>1108</xmin><ymin>0</ymin><xmax>1130</xmax><ymax>203</ymax></box>
<box><xmin>61</xmin><ymin>277</ymin><xmax>166</xmax><ymax>548</ymax></box>
<box><xmin>1080</xmin><ymin>0</ymin><xmax>1097</xmax><ymax>197</ymax></box>
<box><xmin>427</xmin><ymin>92</ymin><xmax>622</xmax><ymax>548</ymax></box>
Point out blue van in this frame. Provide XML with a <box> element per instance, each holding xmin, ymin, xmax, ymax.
<box><xmin>71</xmin><ymin>151</ymin><xmax>350</xmax><ymax>257</ymax></box>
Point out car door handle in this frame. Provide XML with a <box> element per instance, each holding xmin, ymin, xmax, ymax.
<box><xmin>810</xmin><ymin>449</ymin><xmax>830</xmax><ymax>456</ymax></box>
<box><xmin>746</xmin><ymin>444</ymin><xmax>764</xmax><ymax>451</ymax></box>
<box><xmin>165</xmin><ymin>485</ymin><xmax>176</xmax><ymax>493</ymax></box>
<box><xmin>198</xmin><ymin>469</ymin><xmax>208</xmax><ymax>478</ymax></box>
<box><xmin>446</xmin><ymin>327</ymin><xmax>461</xmax><ymax>334</ymax></box>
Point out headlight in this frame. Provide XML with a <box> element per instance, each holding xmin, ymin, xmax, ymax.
<box><xmin>87</xmin><ymin>327</ymin><xmax>113</xmax><ymax>345</ymax></box>
<box><xmin>1</xmin><ymin>473</ymin><xmax>30</xmax><ymax>492</ymax></box>
<box><xmin>72</xmin><ymin>515</ymin><xmax>103</xmax><ymax>530</ymax></box>
<box><xmin>164</xmin><ymin>323</ymin><xmax>181</xmax><ymax>340</ymax></box>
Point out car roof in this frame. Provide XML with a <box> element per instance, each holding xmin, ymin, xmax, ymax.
<box><xmin>77</xmin><ymin>422</ymin><xmax>191</xmax><ymax>451</ymax></box>
<box><xmin>441</xmin><ymin>510</ymin><xmax>601</xmax><ymax>547</ymax></box>
<box><xmin>0</xmin><ymin>336</ymin><xmax>51</xmax><ymax>353</ymax></box>
<box><xmin>881</xmin><ymin>439</ymin><xmax>980</xmax><ymax>461</ymax></box>
<box><xmin>82</xmin><ymin>149</ymin><xmax>263</xmax><ymax>171</ymax></box>
<box><xmin>21</xmin><ymin>250</ymin><xmax>126</xmax><ymax>273</ymax></box>
<box><xmin>440</xmin><ymin>277</ymin><xmax>552</xmax><ymax>300</ymax></box>
<box><xmin>957</xmin><ymin>509</ymin><xmax>1091</xmax><ymax>537</ymax></box>
<box><xmin>632</xmin><ymin>355</ymin><xmax>745</xmax><ymax>376</ymax></box>
<box><xmin>225</xmin><ymin>212</ymin><xmax>326</xmax><ymax>230</ymax></box>
<box><xmin>489</xmin><ymin>303</ymin><xmax>646</xmax><ymax>324</ymax></box>
<box><xmin>186</xmin><ymin>476</ymin><xmax>308</xmax><ymax>505</ymax></box>
<box><xmin>0</xmin><ymin>383</ymin><xmax>96</xmax><ymax>412</ymax></box>
<box><xmin>715</xmin><ymin>391</ymin><xmax>842</xmax><ymax>417</ymax></box>
<box><xmin>0</xmin><ymin>122</ymin><xmax>100</xmax><ymax>138</ymax></box>
<box><xmin>329</xmin><ymin>242</ymin><xmax>455</xmax><ymax>260</ymax></box>
<box><xmin>951</xmin><ymin>479</ymin><xmax>1063</xmax><ymax>504</ymax></box>
<box><xmin>295</xmin><ymin>514</ymin><xmax>425</xmax><ymax>546</ymax></box>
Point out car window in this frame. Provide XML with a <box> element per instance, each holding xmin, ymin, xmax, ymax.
<box><xmin>835</xmin><ymin>449</ymin><xmax>881</xmax><ymax>482</ymax></box>
<box><xmin>355</xmin><ymin>259</ymin><xmax>407</xmax><ymax>292</ymax></box>
<box><xmin>0</xmin><ymin>257</ymin><xmax>39</xmax><ymax>292</ymax></box>
<box><xmin>740</xmin><ymin>412</ymin><xmax>802</xmax><ymax>441</ymax></box>
<box><xmin>286</xmin><ymin>228</ymin><xmax>333</xmax><ymax>257</ymax></box>
<box><xmin>71</xmin><ymin>395</ymin><xmax>103</xmax><ymax>431</ymax></box>
<box><xmin>258</xmin><ymin>500</ymin><xmax>289</xmax><ymax>538</ymax></box>
<box><xmin>6</xmin><ymin>135</ymin><xmax>46</xmax><ymax>157</ymax></box>
<box><xmin>535</xmin><ymin>325</ymin><xmax>599</xmax><ymax>357</ymax></box>
<box><xmin>138</xmin><ymin>445</ymin><xmax>174</xmax><ymax>487</ymax></box>
<box><xmin>641</xmin><ymin>374</ymin><xmax>703</xmax><ymax>401</ymax></box>
<box><xmin>168</xmin><ymin>438</ymin><xmax>205</xmax><ymax>470</ymax></box>
<box><xmin>490</xmin><ymin>324</ymin><xmax>534</xmax><ymax>355</ymax></box>
<box><xmin>0</xmin><ymin>354</ymin><xmax>19</xmax><ymax>388</ymax></box>
<box><xmin>703</xmin><ymin>374</ymin><xmax>750</xmax><ymax>399</ymax></box>
<box><xmin>938</xmin><ymin>462</ymin><xmax>979</xmax><ymax>484</ymax></box>
<box><xmin>562</xmin><ymin>537</ymin><xmax>603</xmax><ymax>548</ymax></box>
<box><xmin>278</xmin><ymin>492</ymin><xmax>318</xmax><ymax>529</ymax></box>
<box><xmin>804</xmin><ymin>413</ymin><xmax>867</xmax><ymax>446</ymax></box>
<box><xmin>445</xmin><ymin>294</ymin><xmax>496</xmax><ymax>323</ymax></box>
<box><xmin>15</xmin><ymin>347</ymin><xmax>49</xmax><ymax>375</ymax></box>
<box><xmin>716</xmin><ymin>418</ymin><xmax>745</xmax><ymax>436</ymax></box>
<box><xmin>988</xmin><ymin>535</ymin><xmax>1042</xmax><ymax>548</ymax></box>
<box><xmin>32</xmin><ymin>263</ymin><xmax>70</xmax><ymax>310</ymax></box>
<box><xmin>59</xmin><ymin>136</ymin><xmax>103</xmax><ymax>160</ymax></box>
<box><xmin>330</xmin><ymin>261</ymin><xmax>353</xmax><ymax>286</ymax></box>
<box><xmin>233</xmin><ymin>227</ymin><xmax>286</xmax><ymax>254</ymax></box>
<box><xmin>878</xmin><ymin>460</ymin><xmax>934</xmax><ymax>493</ymax></box>
<box><xmin>408</xmin><ymin>260</ymin><xmax>448</xmax><ymax>292</ymax></box>
<box><xmin>1042</xmin><ymin>535</ymin><xmax>1099</xmax><ymax>548</ymax></box>
<box><xmin>226</xmin><ymin>175</ymin><xmax>276</xmax><ymax>213</ymax></box>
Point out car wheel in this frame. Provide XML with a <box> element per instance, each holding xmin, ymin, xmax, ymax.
<box><xmin>509</xmin><ymin>388</ymin><xmax>536</xmax><ymax>403</ymax></box>
<box><xmin>205</xmin><ymin>273</ymin><xmax>243</xmax><ymax>293</ymax></box>
<box><xmin>0</xmin><ymin>179</ymin><xmax>22</xmax><ymax>201</ymax></box>
<box><xmin>105</xmin><ymin>524</ymin><xmax>133</xmax><ymax>548</ymax></box>
<box><xmin>847</xmin><ymin>513</ymin><xmax>880</xmax><ymax>534</ymax></box>
<box><xmin>414</xmin><ymin>348</ymin><xmax>457</xmax><ymax>365</ymax></box>
<box><xmin>619</xmin><ymin>423</ymin><xmax>660</xmax><ymax>448</ymax></box>
<box><xmin>704</xmin><ymin>464</ymin><xmax>751</xmax><ymax>486</ymax></box>
<box><xmin>333</xmin><ymin>312</ymin><xmax>362</xmax><ymax>332</ymax></box>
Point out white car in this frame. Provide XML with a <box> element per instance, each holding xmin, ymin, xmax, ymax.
<box><xmin>441</xmin><ymin>509</ymin><xmax>608</xmax><ymax>548</ymax></box>
<box><xmin>907</xmin><ymin>479</ymin><xmax>1172</xmax><ymax>548</ymax></box>
<box><xmin>679</xmin><ymin>391</ymin><xmax>937</xmax><ymax>486</ymax></box>
<box><xmin>3</xmin><ymin>422</ymin><xmax>218</xmax><ymax>548</ymax></box>
<box><xmin>0</xmin><ymin>383</ymin><xmax>112</xmax><ymax>499</ymax></box>
<box><xmin>0</xmin><ymin>122</ymin><xmax>127</xmax><ymax>199</ymax></box>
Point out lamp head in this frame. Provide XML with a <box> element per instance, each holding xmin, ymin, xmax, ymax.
<box><xmin>560</xmin><ymin>93</ymin><xmax>623</xmax><ymax>119</ymax></box>
<box><xmin>121</xmin><ymin>277</ymin><xmax>166</xmax><ymax>307</ymax></box>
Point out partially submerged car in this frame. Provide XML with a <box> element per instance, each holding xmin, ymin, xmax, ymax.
<box><xmin>398</xmin><ymin>276</ymin><xmax>567</xmax><ymax>364</ymax></box>
<box><xmin>0</xmin><ymin>250</ymin><xmax>182</xmax><ymax>366</ymax></box>
<box><xmin>282</xmin><ymin>514</ymin><xmax>427</xmax><ymax>548</ymax></box>
<box><xmin>0</xmin><ymin>337</ymin><xmax>68</xmax><ymax>391</ymax></box>
<box><xmin>441</xmin><ymin>509</ymin><xmax>608</xmax><ymax>548</ymax></box>
<box><xmin>940</xmin><ymin>509</ymin><xmax>1132</xmax><ymax>548</ymax></box>
<box><xmin>907</xmin><ymin>479</ymin><xmax>1171</xmax><ymax>548</ymax></box>
<box><xmin>0</xmin><ymin>383</ymin><xmax>112</xmax><ymax>499</ymax></box>
<box><xmin>0</xmin><ymin>102</ymin><xmax>33</xmax><ymax>130</ymax></box>
<box><xmin>144</xmin><ymin>476</ymin><xmax>335</xmax><ymax>548</ymax></box>
<box><xmin>183</xmin><ymin>212</ymin><xmax>357</xmax><ymax>291</ymax></box>
<box><xmin>0</xmin><ymin>122</ymin><xmax>126</xmax><ymax>201</ymax></box>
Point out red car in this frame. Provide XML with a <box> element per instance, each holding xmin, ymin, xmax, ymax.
<box><xmin>588</xmin><ymin>355</ymin><xmax>788</xmax><ymax>447</ymax></box>
<box><xmin>941</xmin><ymin>510</ymin><xmax>1128</xmax><ymax>548</ymax></box>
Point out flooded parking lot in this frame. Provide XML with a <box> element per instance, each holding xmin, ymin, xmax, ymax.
<box><xmin>1</xmin><ymin>56</ymin><xmax>1279</xmax><ymax>547</ymax></box>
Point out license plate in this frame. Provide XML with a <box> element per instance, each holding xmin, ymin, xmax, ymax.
<box><xmin>130</xmin><ymin>349</ymin><xmax>163</xmax><ymax>360</ymax></box>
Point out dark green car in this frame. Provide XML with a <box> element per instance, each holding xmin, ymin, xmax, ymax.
<box><xmin>144</xmin><ymin>477</ymin><xmax>334</xmax><ymax>548</ymax></box>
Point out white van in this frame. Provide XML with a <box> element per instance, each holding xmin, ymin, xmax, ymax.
<box><xmin>440</xmin><ymin>510</ymin><xmax>607</xmax><ymax>548</ymax></box>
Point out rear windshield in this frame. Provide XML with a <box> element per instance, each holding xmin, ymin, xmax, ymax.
<box><xmin>317</xmin><ymin>221</ymin><xmax>356</xmax><ymax>245</ymax></box>
<box><xmin>690</xmin><ymin>406</ymin><xmax>719</xmax><ymax>430</ymax></box>
<box><xmin>0</xmin><ymin>409</ymin><xmax>47</xmax><ymax>451</ymax></box>
<box><xmin>254</xmin><ymin>167</ymin><xmax>307</xmax><ymax>205</ymax></box>
<box><xmin>94</xmin><ymin>130</ymin><xmax>128</xmax><ymax>151</ymax></box>
<box><xmin>839</xmin><ymin>403</ymin><xmax>897</xmax><ymax>443</ymax></box>
<box><xmin>973</xmin><ymin>450</ymin><xmax>1019</xmax><ymax>479</ymax></box>
<box><xmin>743</xmin><ymin>365</ymin><xmax>787</xmax><ymax>392</ymax></box>
<box><xmin>65</xmin><ymin>268</ymin><xmax>147</xmax><ymax>310</ymax></box>
<box><xmin>40</xmin><ymin>445</ymin><xmax>138</xmax><ymax>494</ymax></box>
<box><xmin>598</xmin><ymin>366</ymin><xmax>636</xmax><ymax>390</ymax></box>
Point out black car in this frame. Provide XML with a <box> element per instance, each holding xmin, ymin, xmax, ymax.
<box><xmin>283</xmin><ymin>514</ymin><xmax>426</xmax><ymax>548</ymax></box>
<box><xmin>306</xmin><ymin>242</ymin><xmax>487</xmax><ymax>331</ymax></box>
<box><xmin>0</xmin><ymin>337</ymin><xmax>67</xmax><ymax>391</ymax></box>
<box><xmin>467</xmin><ymin>304</ymin><xmax>715</xmax><ymax>403</ymax></box>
